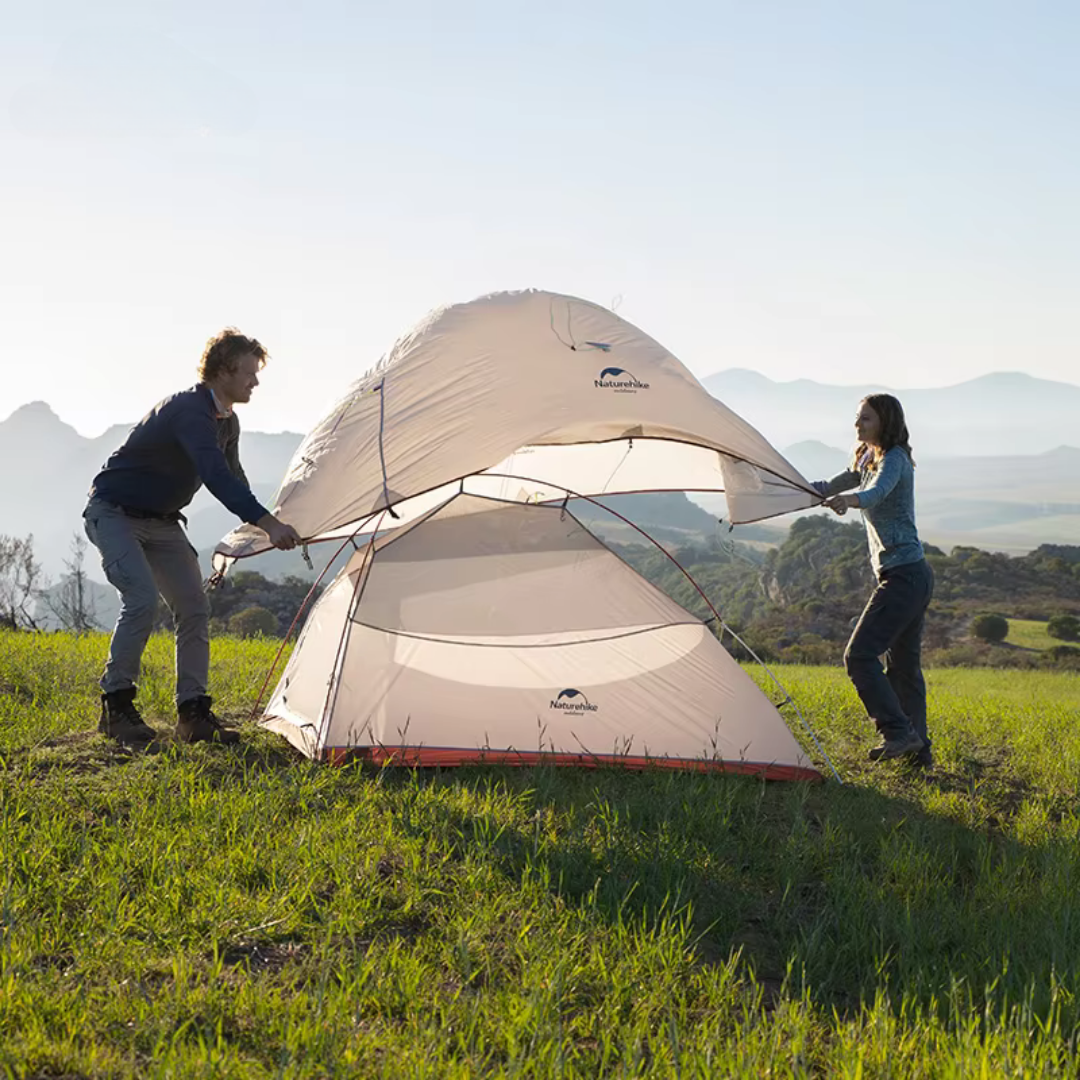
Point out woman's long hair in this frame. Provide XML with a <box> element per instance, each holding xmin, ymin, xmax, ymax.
<box><xmin>852</xmin><ymin>393</ymin><xmax>914</xmax><ymax>471</ymax></box>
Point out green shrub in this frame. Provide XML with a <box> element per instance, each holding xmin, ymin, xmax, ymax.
<box><xmin>1047</xmin><ymin>614</ymin><xmax>1080</xmax><ymax>642</ymax></box>
<box><xmin>1043</xmin><ymin>644</ymin><xmax>1080</xmax><ymax>670</ymax></box>
<box><xmin>228</xmin><ymin>605</ymin><xmax>279</xmax><ymax>639</ymax></box>
<box><xmin>970</xmin><ymin>613</ymin><xmax>1009</xmax><ymax>643</ymax></box>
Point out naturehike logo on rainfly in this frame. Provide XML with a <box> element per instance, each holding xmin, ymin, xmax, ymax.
<box><xmin>595</xmin><ymin>366</ymin><xmax>649</xmax><ymax>393</ymax></box>
<box><xmin>549</xmin><ymin>688</ymin><xmax>599</xmax><ymax>713</ymax></box>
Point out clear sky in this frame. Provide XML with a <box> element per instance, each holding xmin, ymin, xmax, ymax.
<box><xmin>3</xmin><ymin>0</ymin><xmax>1078</xmax><ymax>436</ymax></box>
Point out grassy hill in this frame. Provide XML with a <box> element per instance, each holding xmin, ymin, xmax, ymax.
<box><xmin>2</xmin><ymin>631</ymin><xmax>1080</xmax><ymax>1075</ymax></box>
<box><xmin>611</xmin><ymin>519</ymin><xmax>1080</xmax><ymax>669</ymax></box>
<box><xmin>1006</xmin><ymin>618</ymin><xmax>1058</xmax><ymax>651</ymax></box>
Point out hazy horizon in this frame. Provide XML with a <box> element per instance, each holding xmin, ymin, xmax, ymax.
<box><xmin>7</xmin><ymin>364</ymin><xmax>1080</xmax><ymax>441</ymax></box>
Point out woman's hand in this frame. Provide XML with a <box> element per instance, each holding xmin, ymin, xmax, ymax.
<box><xmin>824</xmin><ymin>494</ymin><xmax>855</xmax><ymax>516</ymax></box>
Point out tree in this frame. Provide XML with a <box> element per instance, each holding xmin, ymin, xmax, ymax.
<box><xmin>1047</xmin><ymin>614</ymin><xmax>1080</xmax><ymax>642</ymax></box>
<box><xmin>42</xmin><ymin>533</ymin><xmax>101</xmax><ymax>634</ymax></box>
<box><xmin>229</xmin><ymin>605</ymin><xmax>278</xmax><ymax>638</ymax></box>
<box><xmin>208</xmin><ymin>571</ymin><xmax>320</xmax><ymax>636</ymax></box>
<box><xmin>0</xmin><ymin>534</ymin><xmax>45</xmax><ymax>630</ymax></box>
<box><xmin>970</xmin><ymin>613</ymin><xmax>1009</xmax><ymax>644</ymax></box>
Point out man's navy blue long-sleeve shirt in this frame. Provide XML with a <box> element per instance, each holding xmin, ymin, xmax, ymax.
<box><xmin>89</xmin><ymin>384</ymin><xmax>270</xmax><ymax>525</ymax></box>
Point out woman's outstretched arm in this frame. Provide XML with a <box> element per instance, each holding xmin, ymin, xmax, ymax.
<box><xmin>810</xmin><ymin>468</ymin><xmax>860</xmax><ymax>498</ymax></box>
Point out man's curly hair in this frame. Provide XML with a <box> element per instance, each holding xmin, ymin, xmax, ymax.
<box><xmin>198</xmin><ymin>328</ymin><xmax>268</xmax><ymax>382</ymax></box>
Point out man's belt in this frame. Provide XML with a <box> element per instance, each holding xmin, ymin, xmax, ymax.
<box><xmin>118</xmin><ymin>505</ymin><xmax>187</xmax><ymax>525</ymax></box>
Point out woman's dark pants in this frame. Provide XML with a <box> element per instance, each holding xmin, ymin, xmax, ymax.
<box><xmin>844</xmin><ymin>559</ymin><xmax>934</xmax><ymax>750</ymax></box>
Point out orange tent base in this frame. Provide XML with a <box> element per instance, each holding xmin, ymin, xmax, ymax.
<box><xmin>322</xmin><ymin>745</ymin><xmax>822</xmax><ymax>782</ymax></box>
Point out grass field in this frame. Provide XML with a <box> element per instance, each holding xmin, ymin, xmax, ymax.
<box><xmin>1005</xmin><ymin>618</ymin><xmax>1058</xmax><ymax>652</ymax></box>
<box><xmin>2</xmin><ymin>629</ymin><xmax>1079</xmax><ymax>1077</ymax></box>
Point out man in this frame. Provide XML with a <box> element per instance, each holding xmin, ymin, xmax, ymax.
<box><xmin>83</xmin><ymin>328</ymin><xmax>301</xmax><ymax>748</ymax></box>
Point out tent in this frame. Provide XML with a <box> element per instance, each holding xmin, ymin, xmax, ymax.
<box><xmin>261</xmin><ymin>492</ymin><xmax>820</xmax><ymax>781</ymax></box>
<box><xmin>214</xmin><ymin>289</ymin><xmax>819</xmax><ymax>570</ymax></box>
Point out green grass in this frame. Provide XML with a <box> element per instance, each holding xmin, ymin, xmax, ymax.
<box><xmin>2</xmin><ymin>630</ymin><xmax>1080</xmax><ymax>1077</ymax></box>
<box><xmin>1006</xmin><ymin>618</ymin><xmax>1057</xmax><ymax>652</ymax></box>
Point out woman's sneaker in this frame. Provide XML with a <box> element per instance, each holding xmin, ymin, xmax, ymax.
<box><xmin>99</xmin><ymin>689</ymin><xmax>157</xmax><ymax>748</ymax></box>
<box><xmin>176</xmin><ymin>696</ymin><xmax>240</xmax><ymax>745</ymax></box>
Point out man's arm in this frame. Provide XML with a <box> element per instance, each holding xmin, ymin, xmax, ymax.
<box><xmin>174</xmin><ymin>408</ymin><xmax>270</xmax><ymax>525</ymax></box>
<box><xmin>218</xmin><ymin>421</ymin><xmax>298</xmax><ymax>547</ymax></box>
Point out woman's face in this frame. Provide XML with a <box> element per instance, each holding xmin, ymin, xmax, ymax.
<box><xmin>855</xmin><ymin>400</ymin><xmax>882</xmax><ymax>446</ymax></box>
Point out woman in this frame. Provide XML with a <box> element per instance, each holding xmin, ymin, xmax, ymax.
<box><xmin>813</xmin><ymin>394</ymin><xmax>934</xmax><ymax>767</ymax></box>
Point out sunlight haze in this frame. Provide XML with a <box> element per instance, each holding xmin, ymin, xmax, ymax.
<box><xmin>3</xmin><ymin>0</ymin><xmax>1079</xmax><ymax>436</ymax></box>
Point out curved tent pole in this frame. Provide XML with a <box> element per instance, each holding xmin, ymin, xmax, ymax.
<box><xmin>585</xmin><ymin>491</ymin><xmax>841</xmax><ymax>782</ymax></box>
<box><xmin>481</xmin><ymin>473</ymin><xmax>727</xmax><ymax>621</ymax></box>
<box><xmin>480</xmin><ymin>473</ymin><xmax>842</xmax><ymax>783</ymax></box>
<box><xmin>213</xmin><ymin>442</ymin><xmax>828</xmax><ymax>573</ymax></box>
<box><xmin>712</xmin><ymin>621</ymin><xmax>842</xmax><ymax>783</ymax></box>
<box><xmin>246</xmin><ymin>528</ymin><xmax>373</xmax><ymax>724</ymax></box>
<box><xmin>247</xmin><ymin>488</ymin><xmax>467</xmax><ymax>727</ymax></box>
<box><xmin>312</xmin><ymin>524</ymin><xmax>383</xmax><ymax>755</ymax></box>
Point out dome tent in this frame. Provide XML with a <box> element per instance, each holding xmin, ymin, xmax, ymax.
<box><xmin>214</xmin><ymin>289</ymin><xmax>820</xmax><ymax>570</ymax></box>
<box><xmin>261</xmin><ymin>491</ymin><xmax>820</xmax><ymax>781</ymax></box>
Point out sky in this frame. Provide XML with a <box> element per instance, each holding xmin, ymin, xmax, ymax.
<box><xmin>2</xmin><ymin>0</ymin><xmax>1079</xmax><ymax>437</ymax></box>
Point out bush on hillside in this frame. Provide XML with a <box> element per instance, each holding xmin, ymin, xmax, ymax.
<box><xmin>927</xmin><ymin>642</ymin><xmax>1039</xmax><ymax>669</ymax></box>
<box><xmin>970</xmin><ymin>613</ymin><xmax>1009</xmax><ymax>643</ymax></box>
<box><xmin>1042</xmin><ymin>645</ymin><xmax>1080</xmax><ymax>671</ymax></box>
<box><xmin>208</xmin><ymin>572</ymin><xmax>320</xmax><ymax>636</ymax></box>
<box><xmin>229</xmin><ymin>605</ymin><xmax>279</xmax><ymax>639</ymax></box>
<box><xmin>1047</xmin><ymin>614</ymin><xmax>1080</xmax><ymax>642</ymax></box>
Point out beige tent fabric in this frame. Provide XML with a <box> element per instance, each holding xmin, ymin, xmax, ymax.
<box><xmin>262</xmin><ymin>495</ymin><xmax>819</xmax><ymax>780</ymax></box>
<box><xmin>215</xmin><ymin>289</ymin><xmax>819</xmax><ymax>567</ymax></box>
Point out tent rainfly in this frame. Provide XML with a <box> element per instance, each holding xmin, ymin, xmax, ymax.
<box><xmin>262</xmin><ymin>493</ymin><xmax>820</xmax><ymax>781</ymax></box>
<box><xmin>214</xmin><ymin>289</ymin><xmax>820</xmax><ymax>570</ymax></box>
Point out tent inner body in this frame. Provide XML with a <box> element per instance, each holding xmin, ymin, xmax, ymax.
<box><xmin>262</xmin><ymin>493</ymin><xmax>820</xmax><ymax>781</ymax></box>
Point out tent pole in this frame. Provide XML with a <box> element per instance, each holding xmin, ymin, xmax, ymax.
<box><xmin>247</xmin><ymin>531</ymin><xmax>362</xmax><ymax>723</ymax></box>
<box><xmin>312</xmin><ymin>510</ymin><xmax>388</xmax><ymax>755</ymax></box>
<box><xmin>716</xmin><ymin>623</ymin><xmax>843</xmax><ymax>784</ymax></box>
<box><xmin>481</xmin><ymin>475</ymin><xmax>841</xmax><ymax>783</ymax></box>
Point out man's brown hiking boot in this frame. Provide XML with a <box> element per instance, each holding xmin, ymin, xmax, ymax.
<box><xmin>99</xmin><ymin>689</ymin><xmax>157</xmax><ymax>748</ymax></box>
<box><xmin>868</xmin><ymin>729</ymin><xmax>925</xmax><ymax>762</ymax></box>
<box><xmin>176</xmin><ymin>696</ymin><xmax>240</xmax><ymax>745</ymax></box>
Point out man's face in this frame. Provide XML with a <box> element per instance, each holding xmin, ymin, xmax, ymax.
<box><xmin>225</xmin><ymin>353</ymin><xmax>262</xmax><ymax>404</ymax></box>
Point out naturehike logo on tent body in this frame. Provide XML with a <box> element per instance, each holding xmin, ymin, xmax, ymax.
<box><xmin>550</xmin><ymin>688</ymin><xmax>599</xmax><ymax>713</ymax></box>
<box><xmin>595</xmin><ymin>366</ymin><xmax>649</xmax><ymax>393</ymax></box>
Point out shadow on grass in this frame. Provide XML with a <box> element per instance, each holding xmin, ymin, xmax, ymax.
<box><xmin>382</xmin><ymin>757</ymin><xmax>1080</xmax><ymax>1028</ymax></box>
<box><xmin>0</xmin><ymin>718</ymin><xmax>308</xmax><ymax>781</ymax></box>
<box><xmin>7</xmin><ymin>716</ymin><xmax>1078</xmax><ymax>1031</ymax></box>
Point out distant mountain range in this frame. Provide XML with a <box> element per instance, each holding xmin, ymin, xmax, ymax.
<box><xmin>701</xmin><ymin>369</ymin><xmax>1080</xmax><ymax>458</ymax></box>
<box><xmin>0</xmin><ymin>400</ymin><xmax>298</xmax><ymax>581</ymax></box>
<box><xmin>733</xmin><ymin>439</ymin><xmax>1080</xmax><ymax>555</ymax></box>
<box><xmin>3</xmin><ymin>369</ymin><xmax>1078</xmax><ymax>582</ymax></box>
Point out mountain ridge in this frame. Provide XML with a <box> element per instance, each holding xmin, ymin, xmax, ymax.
<box><xmin>701</xmin><ymin>369</ymin><xmax>1080</xmax><ymax>458</ymax></box>
<box><xmin>703</xmin><ymin>369</ymin><xmax>1080</xmax><ymax>396</ymax></box>
<box><xmin>3</xmin><ymin>372</ymin><xmax>1078</xmax><ymax>579</ymax></box>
